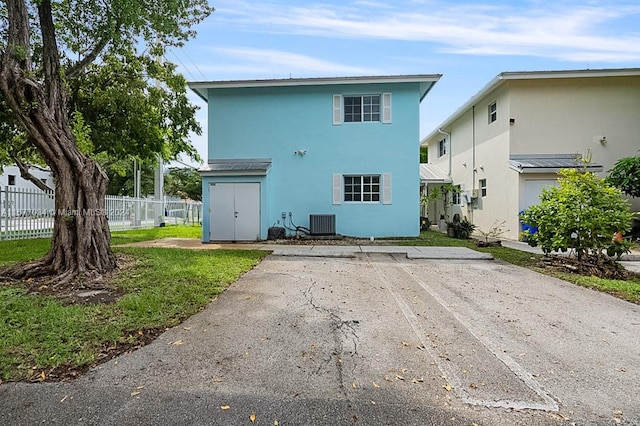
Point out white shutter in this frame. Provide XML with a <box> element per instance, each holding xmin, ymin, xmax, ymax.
<box><xmin>332</xmin><ymin>174</ymin><xmax>342</xmax><ymax>205</ymax></box>
<box><xmin>382</xmin><ymin>173</ymin><xmax>392</xmax><ymax>204</ymax></box>
<box><xmin>382</xmin><ymin>92</ymin><xmax>392</xmax><ymax>124</ymax></box>
<box><xmin>333</xmin><ymin>94</ymin><xmax>342</xmax><ymax>125</ymax></box>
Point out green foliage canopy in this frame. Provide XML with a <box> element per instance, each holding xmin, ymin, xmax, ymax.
<box><xmin>164</xmin><ymin>167</ymin><xmax>202</xmax><ymax>201</ymax></box>
<box><xmin>0</xmin><ymin>0</ymin><xmax>211</xmax><ymax>172</ymax></box>
<box><xmin>520</xmin><ymin>168</ymin><xmax>633</xmax><ymax>261</ymax></box>
<box><xmin>607</xmin><ymin>152</ymin><xmax>640</xmax><ymax>198</ymax></box>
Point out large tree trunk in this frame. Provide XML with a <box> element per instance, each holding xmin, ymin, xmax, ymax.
<box><xmin>0</xmin><ymin>0</ymin><xmax>116</xmax><ymax>284</ymax></box>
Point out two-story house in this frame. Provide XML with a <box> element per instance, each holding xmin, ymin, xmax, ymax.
<box><xmin>421</xmin><ymin>68</ymin><xmax>640</xmax><ymax>241</ymax></box>
<box><xmin>190</xmin><ymin>75</ymin><xmax>441</xmax><ymax>241</ymax></box>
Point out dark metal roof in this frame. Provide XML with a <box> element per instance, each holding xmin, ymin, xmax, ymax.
<box><xmin>199</xmin><ymin>159</ymin><xmax>272</xmax><ymax>176</ymax></box>
<box><xmin>508</xmin><ymin>154</ymin><xmax>603</xmax><ymax>174</ymax></box>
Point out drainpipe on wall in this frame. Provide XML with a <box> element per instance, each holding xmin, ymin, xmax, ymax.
<box><xmin>470</xmin><ymin>105</ymin><xmax>476</xmax><ymax>222</ymax></box>
<box><xmin>472</xmin><ymin>105</ymin><xmax>476</xmax><ymax>189</ymax></box>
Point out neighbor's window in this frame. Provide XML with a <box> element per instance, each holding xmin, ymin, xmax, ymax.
<box><xmin>479</xmin><ymin>178</ymin><xmax>487</xmax><ymax>197</ymax></box>
<box><xmin>344</xmin><ymin>175</ymin><xmax>380</xmax><ymax>202</ymax></box>
<box><xmin>344</xmin><ymin>95</ymin><xmax>380</xmax><ymax>122</ymax></box>
<box><xmin>438</xmin><ymin>138</ymin><xmax>447</xmax><ymax>157</ymax></box>
<box><xmin>451</xmin><ymin>185</ymin><xmax>461</xmax><ymax>205</ymax></box>
<box><xmin>8</xmin><ymin>175</ymin><xmax>16</xmax><ymax>186</ymax></box>
<box><xmin>488</xmin><ymin>102</ymin><xmax>497</xmax><ymax>123</ymax></box>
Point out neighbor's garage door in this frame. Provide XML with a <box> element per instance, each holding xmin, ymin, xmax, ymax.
<box><xmin>209</xmin><ymin>183</ymin><xmax>260</xmax><ymax>241</ymax></box>
<box><xmin>523</xmin><ymin>179</ymin><xmax>557</xmax><ymax>211</ymax></box>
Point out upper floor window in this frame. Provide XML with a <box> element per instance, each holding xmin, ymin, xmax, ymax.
<box><xmin>333</xmin><ymin>93</ymin><xmax>392</xmax><ymax>125</ymax></box>
<box><xmin>8</xmin><ymin>175</ymin><xmax>16</xmax><ymax>186</ymax></box>
<box><xmin>438</xmin><ymin>138</ymin><xmax>447</xmax><ymax>157</ymax></box>
<box><xmin>344</xmin><ymin>175</ymin><xmax>380</xmax><ymax>202</ymax></box>
<box><xmin>451</xmin><ymin>185</ymin><xmax>461</xmax><ymax>205</ymax></box>
<box><xmin>479</xmin><ymin>178</ymin><xmax>487</xmax><ymax>197</ymax></box>
<box><xmin>488</xmin><ymin>102</ymin><xmax>497</xmax><ymax>124</ymax></box>
<box><xmin>344</xmin><ymin>95</ymin><xmax>380</xmax><ymax>122</ymax></box>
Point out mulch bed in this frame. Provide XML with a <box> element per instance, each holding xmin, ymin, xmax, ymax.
<box><xmin>538</xmin><ymin>254</ymin><xmax>638</xmax><ymax>280</ymax></box>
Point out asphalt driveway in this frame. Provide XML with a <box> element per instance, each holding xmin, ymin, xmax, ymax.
<box><xmin>1</xmin><ymin>252</ymin><xmax>639</xmax><ymax>425</ymax></box>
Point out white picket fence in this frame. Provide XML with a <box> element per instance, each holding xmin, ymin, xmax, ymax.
<box><xmin>0</xmin><ymin>186</ymin><xmax>202</xmax><ymax>241</ymax></box>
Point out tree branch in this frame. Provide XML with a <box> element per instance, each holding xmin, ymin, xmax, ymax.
<box><xmin>37</xmin><ymin>0</ymin><xmax>64</xmax><ymax>115</ymax></box>
<box><xmin>4</xmin><ymin>0</ymin><xmax>31</xmax><ymax>70</ymax></box>
<box><xmin>11</xmin><ymin>155</ymin><xmax>53</xmax><ymax>192</ymax></box>
<box><xmin>66</xmin><ymin>36</ymin><xmax>111</xmax><ymax>80</ymax></box>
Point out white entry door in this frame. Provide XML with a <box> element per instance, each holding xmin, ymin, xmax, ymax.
<box><xmin>209</xmin><ymin>183</ymin><xmax>260</xmax><ymax>241</ymax></box>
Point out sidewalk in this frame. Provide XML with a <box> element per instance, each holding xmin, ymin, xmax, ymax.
<box><xmin>118</xmin><ymin>238</ymin><xmax>494</xmax><ymax>260</ymax></box>
<box><xmin>119</xmin><ymin>237</ymin><xmax>640</xmax><ymax>273</ymax></box>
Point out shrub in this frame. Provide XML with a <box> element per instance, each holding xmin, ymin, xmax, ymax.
<box><xmin>520</xmin><ymin>168</ymin><xmax>633</xmax><ymax>261</ymax></box>
<box><xmin>449</xmin><ymin>217</ymin><xmax>476</xmax><ymax>239</ymax></box>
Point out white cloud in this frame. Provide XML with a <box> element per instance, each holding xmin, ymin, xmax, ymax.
<box><xmin>213</xmin><ymin>0</ymin><xmax>640</xmax><ymax>62</ymax></box>
<box><xmin>194</xmin><ymin>47</ymin><xmax>375</xmax><ymax>79</ymax></box>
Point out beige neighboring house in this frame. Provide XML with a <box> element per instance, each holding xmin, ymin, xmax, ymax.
<box><xmin>421</xmin><ymin>68</ymin><xmax>640</xmax><ymax>240</ymax></box>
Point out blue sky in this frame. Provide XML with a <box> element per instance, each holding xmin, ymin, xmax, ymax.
<box><xmin>169</xmin><ymin>0</ymin><xmax>640</xmax><ymax>165</ymax></box>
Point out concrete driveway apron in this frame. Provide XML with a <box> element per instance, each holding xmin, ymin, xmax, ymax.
<box><xmin>1</xmin><ymin>250</ymin><xmax>639</xmax><ymax>425</ymax></box>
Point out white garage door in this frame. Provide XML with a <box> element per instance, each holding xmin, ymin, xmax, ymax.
<box><xmin>209</xmin><ymin>183</ymin><xmax>260</xmax><ymax>241</ymax></box>
<box><xmin>523</xmin><ymin>179</ymin><xmax>557</xmax><ymax>211</ymax></box>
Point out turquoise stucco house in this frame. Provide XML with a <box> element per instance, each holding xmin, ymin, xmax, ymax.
<box><xmin>189</xmin><ymin>75</ymin><xmax>441</xmax><ymax>241</ymax></box>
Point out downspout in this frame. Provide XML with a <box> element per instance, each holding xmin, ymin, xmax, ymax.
<box><xmin>471</xmin><ymin>105</ymin><xmax>476</xmax><ymax>222</ymax></box>
<box><xmin>472</xmin><ymin>106</ymin><xmax>476</xmax><ymax>187</ymax></box>
<box><xmin>438</xmin><ymin>128</ymin><xmax>452</xmax><ymax>176</ymax></box>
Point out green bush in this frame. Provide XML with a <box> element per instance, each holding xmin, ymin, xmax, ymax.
<box><xmin>449</xmin><ymin>218</ymin><xmax>476</xmax><ymax>239</ymax></box>
<box><xmin>520</xmin><ymin>168</ymin><xmax>633</xmax><ymax>261</ymax></box>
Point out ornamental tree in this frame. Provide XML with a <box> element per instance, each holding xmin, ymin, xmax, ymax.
<box><xmin>520</xmin><ymin>168</ymin><xmax>633</xmax><ymax>261</ymax></box>
<box><xmin>607</xmin><ymin>152</ymin><xmax>640</xmax><ymax>198</ymax></box>
<box><xmin>164</xmin><ymin>167</ymin><xmax>202</xmax><ymax>201</ymax></box>
<box><xmin>0</xmin><ymin>0</ymin><xmax>212</xmax><ymax>283</ymax></box>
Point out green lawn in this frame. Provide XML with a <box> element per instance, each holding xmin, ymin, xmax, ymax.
<box><xmin>0</xmin><ymin>225</ymin><xmax>268</xmax><ymax>382</ymax></box>
<box><xmin>110</xmin><ymin>224</ymin><xmax>202</xmax><ymax>245</ymax></box>
<box><xmin>0</xmin><ymin>225</ymin><xmax>203</xmax><ymax>267</ymax></box>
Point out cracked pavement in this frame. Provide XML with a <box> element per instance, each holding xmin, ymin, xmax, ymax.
<box><xmin>1</xmin><ymin>253</ymin><xmax>639</xmax><ymax>425</ymax></box>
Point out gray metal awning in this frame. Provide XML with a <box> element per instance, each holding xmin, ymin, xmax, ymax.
<box><xmin>199</xmin><ymin>158</ymin><xmax>272</xmax><ymax>176</ymax></box>
<box><xmin>508</xmin><ymin>154</ymin><xmax>603</xmax><ymax>174</ymax></box>
<box><xmin>420</xmin><ymin>163</ymin><xmax>452</xmax><ymax>183</ymax></box>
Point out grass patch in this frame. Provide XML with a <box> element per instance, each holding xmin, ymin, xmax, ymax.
<box><xmin>0</xmin><ymin>225</ymin><xmax>202</xmax><ymax>266</ymax></box>
<box><xmin>0</xmin><ymin>247</ymin><xmax>268</xmax><ymax>382</ymax></box>
<box><xmin>550</xmin><ymin>272</ymin><xmax>640</xmax><ymax>304</ymax></box>
<box><xmin>110</xmin><ymin>224</ymin><xmax>202</xmax><ymax>245</ymax></box>
<box><xmin>0</xmin><ymin>239</ymin><xmax>51</xmax><ymax>266</ymax></box>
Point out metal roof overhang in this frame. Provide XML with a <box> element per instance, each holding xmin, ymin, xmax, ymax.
<box><xmin>420</xmin><ymin>163</ymin><xmax>452</xmax><ymax>183</ymax></box>
<box><xmin>189</xmin><ymin>74</ymin><xmax>442</xmax><ymax>103</ymax></box>
<box><xmin>199</xmin><ymin>159</ymin><xmax>272</xmax><ymax>177</ymax></box>
<box><xmin>508</xmin><ymin>154</ymin><xmax>603</xmax><ymax>174</ymax></box>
